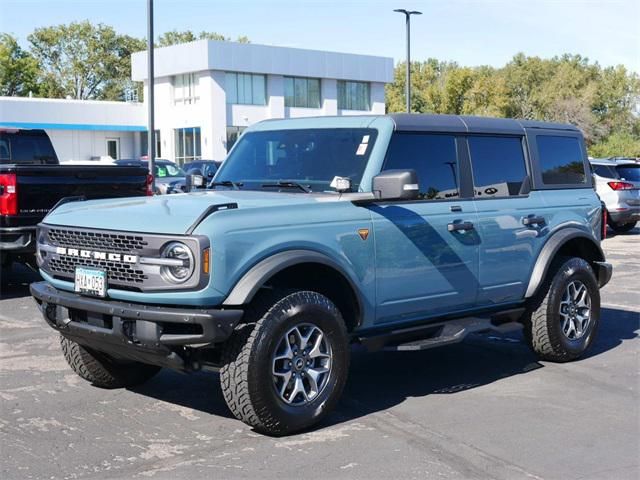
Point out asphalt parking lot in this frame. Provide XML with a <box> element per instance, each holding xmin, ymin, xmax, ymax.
<box><xmin>1</xmin><ymin>229</ymin><xmax>638</xmax><ymax>480</ymax></box>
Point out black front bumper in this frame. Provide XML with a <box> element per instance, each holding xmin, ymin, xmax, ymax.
<box><xmin>31</xmin><ymin>282</ymin><xmax>244</xmax><ymax>370</ymax></box>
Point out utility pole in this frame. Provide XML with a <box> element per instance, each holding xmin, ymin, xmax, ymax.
<box><xmin>147</xmin><ymin>0</ymin><xmax>156</xmax><ymax>191</ymax></box>
<box><xmin>394</xmin><ymin>9</ymin><xmax>422</xmax><ymax>113</ymax></box>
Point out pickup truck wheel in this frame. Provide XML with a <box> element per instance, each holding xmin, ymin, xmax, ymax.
<box><xmin>524</xmin><ymin>257</ymin><xmax>600</xmax><ymax>362</ymax></box>
<box><xmin>220</xmin><ymin>290</ymin><xmax>349</xmax><ymax>436</ymax></box>
<box><xmin>60</xmin><ymin>336</ymin><xmax>161</xmax><ymax>388</ymax></box>
<box><xmin>608</xmin><ymin>220</ymin><xmax>637</xmax><ymax>233</ymax></box>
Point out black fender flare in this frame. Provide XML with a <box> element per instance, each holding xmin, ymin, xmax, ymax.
<box><xmin>222</xmin><ymin>250</ymin><xmax>364</xmax><ymax>314</ymax></box>
<box><xmin>524</xmin><ymin>227</ymin><xmax>605</xmax><ymax>298</ymax></box>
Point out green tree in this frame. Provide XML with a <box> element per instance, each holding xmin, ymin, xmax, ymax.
<box><xmin>28</xmin><ymin>21</ymin><xmax>145</xmax><ymax>100</ymax></box>
<box><xmin>589</xmin><ymin>131</ymin><xmax>640</xmax><ymax>158</ymax></box>
<box><xmin>156</xmin><ymin>30</ymin><xmax>250</xmax><ymax>47</ymax></box>
<box><xmin>0</xmin><ymin>33</ymin><xmax>40</xmax><ymax>96</ymax></box>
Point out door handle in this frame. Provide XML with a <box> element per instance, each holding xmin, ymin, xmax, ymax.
<box><xmin>522</xmin><ymin>215</ymin><xmax>545</xmax><ymax>226</ymax></box>
<box><xmin>448</xmin><ymin>221</ymin><xmax>474</xmax><ymax>232</ymax></box>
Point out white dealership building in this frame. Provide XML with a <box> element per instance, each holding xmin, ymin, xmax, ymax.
<box><xmin>0</xmin><ymin>40</ymin><xmax>393</xmax><ymax>164</ymax></box>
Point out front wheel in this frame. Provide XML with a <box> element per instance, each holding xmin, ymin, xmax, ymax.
<box><xmin>220</xmin><ymin>290</ymin><xmax>350</xmax><ymax>436</ymax></box>
<box><xmin>523</xmin><ymin>257</ymin><xmax>600</xmax><ymax>362</ymax></box>
<box><xmin>61</xmin><ymin>336</ymin><xmax>161</xmax><ymax>388</ymax></box>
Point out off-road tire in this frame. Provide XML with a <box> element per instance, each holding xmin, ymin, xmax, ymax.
<box><xmin>523</xmin><ymin>257</ymin><xmax>600</xmax><ymax>362</ymax></box>
<box><xmin>220</xmin><ymin>290</ymin><xmax>350</xmax><ymax>436</ymax></box>
<box><xmin>608</xmin><ymin>220</ymin><xmax>637</xmax><ymax>233</ymax></box>
<box><xmin>60</xmin><ymin>336</ymin><xmax>161</xmax><ymax>388</ymax></box>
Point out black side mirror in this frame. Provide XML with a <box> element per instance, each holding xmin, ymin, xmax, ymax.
<box><xmin>186</xmin><ymin>173</ymin><xmax>204</xmax><ymax>192</ymax></box>
<box><xmin>372</xmin><ymin>169</ymin><xmax>420</xmax><ymax>200</ymax></box>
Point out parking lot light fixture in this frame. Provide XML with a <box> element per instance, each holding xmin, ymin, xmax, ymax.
<box><xmin>394</xmin><ymin>8</ymin><xmax>422</xmax><ymax>113</ymax></box>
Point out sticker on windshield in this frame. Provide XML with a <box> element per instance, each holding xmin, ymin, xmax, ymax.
<box><xmin>361</xmin><ymin>135</ymin><xmax>370</xmax><ymax>144</ymax></box>
<box><xmin>356</xmin><ymin>143</ymin><xmax>368</xmax><ymax>156</ymax></box>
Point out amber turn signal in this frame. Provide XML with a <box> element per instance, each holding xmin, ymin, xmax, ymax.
<box><xmin>203</xmin><ymin>248</ymin><xmax>210</xmax><ymax>274</ymax></box>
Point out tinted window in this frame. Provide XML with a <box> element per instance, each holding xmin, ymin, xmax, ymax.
<box><xmin>0</xmin><ymin>131</ymin><xmax>57</xmax><ymax>165</ymax></box>
<box><xmin>468</xmin><ymin>136</ymin><xmax>527</xmax><ymax>197</ymax></box>
<box><xmin>616</xmin><ymin>165</ymin><xmax>640</xmax><ymax>182</ymax></box>
<box><xmin>537</xmin><ymin>136</ymin><xmax>586</xmax><ymax>185</ymax></box>
<box><xmin>593</xmin><ymin>164</ymin><xmax>617</xmax><ymax>178</ymax></box>
<box><xmin>384</xmin><ymin>133</ymin><xmax>459</xmax><ymax>200</ymax></box>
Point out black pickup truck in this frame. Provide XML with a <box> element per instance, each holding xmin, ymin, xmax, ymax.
<box><xmin>0</xmin><ymin>128</ymin><xmax>152</xmax><ymax>269</ymax></box>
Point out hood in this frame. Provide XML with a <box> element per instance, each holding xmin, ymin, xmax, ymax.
<box><xmin>44</xmin><ymin>190</ymin><xmax>327</xmax><ymax>234</ymax></box>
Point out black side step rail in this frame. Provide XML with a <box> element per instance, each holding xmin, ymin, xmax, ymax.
<box><xmin>358</xmin><ymin>314</ymin><xmax>523</xmax><ymax>352</ymax></box>
<box><xmin>186</xmin><ymin>203</ymin><xmax>238</xmax><ymax>234</ymax></box>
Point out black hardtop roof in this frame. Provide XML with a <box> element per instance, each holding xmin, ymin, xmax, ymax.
<box><xmin>389</xmin><ymin>113</ymin><xmax>580</xmax><ymax>135</ymax></box>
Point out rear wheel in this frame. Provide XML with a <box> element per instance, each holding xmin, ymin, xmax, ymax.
<box><xmin>608</xmin><ymin>220</ymin><xmax>637</xmax><ymax>233</ymax></box>
<box><xmin>61</xmin><ymin>336</ymin><xmax>161</xmax><ymax>388</ymax></box>
<box><xmin>523</xmin><ymin>257</ymin><xmax>600</xmax><ymax>362</ymax></box>
<box><xmin>220</xmin><ymin>290</ymin><xmax>350</xmax><ymax>436</ymax></box>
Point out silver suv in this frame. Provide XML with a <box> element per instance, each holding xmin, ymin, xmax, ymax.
<box><xmin>590</xmin><ymin>158</ymin><xmax>640</xmax><ymax>233</ymax></box>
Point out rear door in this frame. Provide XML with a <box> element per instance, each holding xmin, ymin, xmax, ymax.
<box><xmin>371</xmin><ymin>132</ymin><xmax>480</xmax><ymax>326</ymax></box>
<box><xmin>468</xmin><ymin>135</ymin><xmax>545</xmax><ymax>305</ymax></box>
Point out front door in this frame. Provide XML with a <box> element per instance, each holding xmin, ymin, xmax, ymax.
<box><xmin>372</xmin><ymin>132</ymin><xmax>479</xmax><ymax>326</ymax></box>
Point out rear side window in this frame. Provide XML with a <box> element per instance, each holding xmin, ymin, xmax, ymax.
<box><xmin>593</xmin><ymin>164</ymin><xmax>617</xmax><ymax>178</ymax></box>
<box><xmin>537</xmin><ymin>136</ymin><xmax>586</xmax><ymax>185</ymax></box>
<box><xmin>468</xmin><ymin>136</ymin><xmax>528</xmax><ymax>197</ymax></box>
<box><xmin>616</xmin><ymin>165</ymin><xmax>640</xmax><ymax>182</ymax></box>
<box><xmin>383</xmin><ymin>133</ymin><xmax>459</xmax><ymax>200</ymax></box>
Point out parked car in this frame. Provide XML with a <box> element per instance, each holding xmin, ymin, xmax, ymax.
<box><xmin>32</xmin><ymin>114</ymin><xmax>612</xmax><ymax>435</ymax></box>
<box><xmin>183</xmin><ymin>160</ymin><xmax>218</xmax><ymax>180</ymax></box>
<box><xmin>0</xmin><ymin>128</ymin><xmax>152</xmax><ymax>269</ymax></box>
<box><xmin>590</xmin><ymin>158</ymin><xmax>640</xmax><ymax>233</ymax></box>
<box><xmin>115</xmin><ymin>159</ymin><xmax>187</xmax><ymax>194</ymax></box>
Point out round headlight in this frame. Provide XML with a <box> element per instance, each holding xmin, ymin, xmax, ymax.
<box><xmin>160</xmin><ymin>242</ymin><xmax>195</xmax><ymax>283</ymax></box>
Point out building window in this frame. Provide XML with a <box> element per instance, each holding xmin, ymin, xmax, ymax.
<box><xmin>173</xmin><ymin>73</ymin><xmax>199</xmax><ymax>105</ymax></box>
<box><xmin>106</xmin><ymin>138</ymin><xmax>120</xmax><ymax>160</ymax></box>
<box><xmin>284</xmin><ymin>77</ymin><xmax>321</xmax><ymax>108</ymax></box>
<box><xmin>337</xmin><ymin>80</ymin><xmax>370</xmax><ymax>111</ymax></box>
<box><xmin>468</xmin><ymin>136</ymin><xmax>528</xmax><ymax>197</ymax></box>
<box><xmin>225</xmin><ymin>72</ymin><xmax>267</xmax><ymax>105</ymax></box>
<box><xmin>140</xmin><ymin>130</ymin><xmax>161</xmax><ymax>158</ymax></box>
<box><xmin>174</xmin><ymin>127</ymin><xmax>201</xmax><ymax>165</ymax></box>
<box><xmin>226</xmin><ymin>126</ymin><xmax>246</xmax><ymax>152</ymax></box>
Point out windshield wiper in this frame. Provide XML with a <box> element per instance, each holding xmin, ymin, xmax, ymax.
<box><xmin>261</xmin><ymin>181</ymin><xmax>312</xmax><ymax>193</ymax></box>
<box><xmin>210</xmin><ymin>180</ymin><xmax>243</xmax><ymax>190</ymax></box>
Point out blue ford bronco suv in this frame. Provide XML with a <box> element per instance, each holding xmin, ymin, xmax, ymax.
<box><xmin>31</xmin><ymin>114</ymin><xmax>612</xmax><ymax>435</ymax></box>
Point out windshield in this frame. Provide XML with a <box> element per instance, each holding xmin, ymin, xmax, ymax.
<box><xmin>215</xmin><ymin>128</ymin><xmax>378</xmax><ymax>192</ymax></box>
<box><xmin>155</xmin><ymin>163</ymin><xmax>185</xmax><ymax>178</ymax></box>
<box><xmin>616</xmin><ymin>165</ymin><xmax>640</xmax><ymax>182</ymax></box>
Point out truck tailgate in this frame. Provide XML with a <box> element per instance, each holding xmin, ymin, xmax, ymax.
<box><xmin>1</xmin><ymin>165</ymin><xmax>149</xmax><ymax>228</ymax></box>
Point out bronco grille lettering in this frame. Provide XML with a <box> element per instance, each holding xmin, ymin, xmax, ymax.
<box><xmin>54</xmin><ymin>246</ymin><xmax>138</xmax><ymax>264</ymax></box>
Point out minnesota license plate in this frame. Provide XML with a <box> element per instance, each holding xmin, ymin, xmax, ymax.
<box><xmin>74</xmin><ymin>267</ymin><xmax>107</xmax><ymax>297</ymax></box>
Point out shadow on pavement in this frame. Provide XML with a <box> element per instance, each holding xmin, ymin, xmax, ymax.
<box><xmin>131</xmin><ymin>369</ymin><xmax>235</xmax><ymax>419</ymax></box>
<box><xmin>127</xmin><ymin>306</ymin><xmax>639</xmax><ymax>431</ymax></box>
<box><xmin>0</xmin><ymin>263</ymin><xmax>41</xmax><ymax>300</ymax></box>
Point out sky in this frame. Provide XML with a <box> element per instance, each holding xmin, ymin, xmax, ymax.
<box><xmin>1</xmin><ymin>0</ymin><xmax>639</xmax><ymax>72</ymax></box>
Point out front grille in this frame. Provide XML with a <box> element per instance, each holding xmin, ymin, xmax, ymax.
<box><xmin>48</xmin><ymin>228</ymin><xmax>147</xmax><ymax>253</ymax></box>
<box><xmin>38</xmin><ymin>225</ymin><xmax>207</xmax><ymax>292</ymax></box>
<box><xmin>49</xmin><ymin>257</ymin><xmax>147</xmax><ymax>284</ymax></box>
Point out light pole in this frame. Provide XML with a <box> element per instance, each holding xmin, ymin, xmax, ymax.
<box><xmin>147</xmin><ymin>0</ymin><xmax>156</xmax><ymax>191</ymax></box>
<box><xmin>393</xmin><ymin>8</ymin><xmax>422</xmax><ymax>113</ymax></box>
